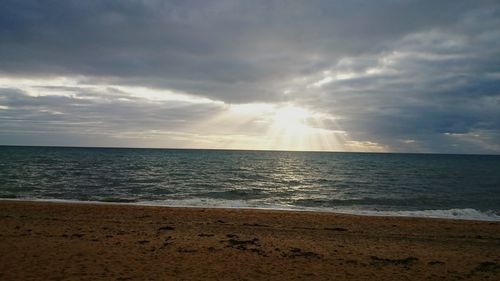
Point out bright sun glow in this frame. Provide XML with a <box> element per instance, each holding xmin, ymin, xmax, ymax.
<box><xmin>265</xmin><ymin>105</ymin><xmax>342</xmax><ymax>151</ymax></box>
<box><xmin>273</xmin><ymin>106</ymin><xmax>309</xmax><ymax>132</ymax></box>
<box><xmin>190</xmin><ymin>103</ymin><xmax>348</xmax><ymax>151</ymax></box>
<box><xmin>0</xmin><ymin>75</ymin><xmax>386</xmax><ymax>152</ymax></box>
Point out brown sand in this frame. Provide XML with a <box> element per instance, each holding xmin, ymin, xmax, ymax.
<box><xmin>0</xmin><ymin>200</ymin><xmax>499</xmax><ymax>280</ymax></box>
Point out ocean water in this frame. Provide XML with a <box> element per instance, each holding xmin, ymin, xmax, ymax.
<box><xmin>1</xmin><ymin>146</ymin><xmax>499</xmax><ymax>221</ymax></box>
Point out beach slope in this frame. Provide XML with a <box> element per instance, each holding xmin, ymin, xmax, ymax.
<box><xmin>1</xmin><ymin>200</ymin><xmax>499</xmax><ymax>280</ymax></box>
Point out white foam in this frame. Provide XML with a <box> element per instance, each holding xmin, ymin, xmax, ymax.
<box><xmin>3</xmin><ymin>198</ymin><xmax>500</xmax><ymax>221</ymax></box>
<box><xmin>332</xmin><ymin>208</ymin><xmax>500</xmax><ymax>221</ymax></box>
<box><xmin>137</xmin><ymin>198</ymin><xmax>262</xmax><ymax>209</ymax></box>
<box><xmin>136</xmin><ymin>198</ymin><xmax>500</xmax><ymax>221</ymax></box>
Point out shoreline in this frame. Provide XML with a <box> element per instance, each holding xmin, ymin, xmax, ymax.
<box><xmin>1</xmin><ymin>200</ymin><xmax>500</xmax><ymax>280</ymax></box>
<box><xmin>2</xmin><ymin>197</ymin><xmax>499</xmax><ymax>222</ymax></box>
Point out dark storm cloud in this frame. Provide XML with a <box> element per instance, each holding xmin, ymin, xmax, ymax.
<box><xmin>1</xmin><ymin>0</ymin><xmax>499</xmax><ymax>153</ymax></box>
<box><xmin>305</xmin><ymin>16</ymin><xmax>500</xmax><ymax>154</ymax></box>
<box><xmin>1</xmin><ymin>0</ymin><xmax>493</xmax><ymax>101</ymax></box>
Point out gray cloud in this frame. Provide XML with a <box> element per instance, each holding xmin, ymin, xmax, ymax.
<box><xmin>0</xmin><ymin>87</ymin><xmax>227</xmax><ymax>146</ymax></box>
<box><xmin>1</xmin><ymin>0</ymin><xmax>499</xmax><ymax>153</ymax></box>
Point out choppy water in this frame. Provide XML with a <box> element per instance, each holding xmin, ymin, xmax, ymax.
<box><xmin>1</xmin><ymin>146</ymin><xmax>499</xmax><ymax>221</ymax></box>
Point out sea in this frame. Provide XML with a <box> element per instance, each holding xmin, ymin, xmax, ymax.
<box><xmin>1</xmin><ymin>146</ymin><xmax>499</xmax><ymax>221</ymax></box>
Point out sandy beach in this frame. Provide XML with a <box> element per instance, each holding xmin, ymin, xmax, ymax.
<box><xmin>0</xmin><ymin>200</ymin><xmax>499</xmax><ymax>280</ymax></box>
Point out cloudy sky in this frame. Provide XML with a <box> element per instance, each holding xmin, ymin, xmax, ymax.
<box><xmin>1</xmin><ymin>0</ymin><xmax>499</xmax><ymax>153</ymax></box>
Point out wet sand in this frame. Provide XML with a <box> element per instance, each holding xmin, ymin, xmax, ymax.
<box><xmin>0</xmin><ymin>200</ymin><xmax>499</xmax><ymax>280</ymax></box>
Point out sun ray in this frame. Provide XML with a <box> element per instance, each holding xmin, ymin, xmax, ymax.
<box><xmin>187</xmin><ymin>102</ymin><xmax>349</xmax><ymax>151</ymax></box>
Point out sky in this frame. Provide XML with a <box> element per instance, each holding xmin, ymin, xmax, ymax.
<box><xmin>1</xmin><ymin>0</ymin><xmax>499</xmax><ymax>154</ymax></box>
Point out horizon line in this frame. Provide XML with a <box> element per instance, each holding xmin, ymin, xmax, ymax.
<box><xmin>0</xmin><ymin>144</ymin><xmax>498</xmax><ymax>156</ymax></box>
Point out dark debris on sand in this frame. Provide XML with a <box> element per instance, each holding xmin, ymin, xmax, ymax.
<box><xmin>282</xmin><ymin>247</ymin><xmax>321</xmax><ymax>259</ymax></box>
<box><xmin>158</xmin><ymin>226</ymin><xmax>175</xmax><ymax>232</ymax></box>
<box><xmin>473</xmin><ymin>262</ymin><xmax>500</xmax><ymax>273</ymax></box>
<box><xmin>370</xmin><ymin>256</ymin><xmax>419</xmax><ymax>267</ymax></box>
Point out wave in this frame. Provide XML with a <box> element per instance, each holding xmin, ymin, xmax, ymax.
<box><xmin>3</xmin><ymin>197</ymin><xmax>500</xmax><ymax>221</ymax></box>
<box><xmin>96</xmin><ymin>197</ymin><xmax>139</xmax><ymax>203</ymax></box>
<box><xmin>333</xmin><ymin>208</ymin><xmax>500</xmax><ymax>221</ymax></box>
<box><xmin>134</xmin><ymin>200</ymin><xmax>500</xmax><ymax>221</ymax></box>
<box><xmin>196</xmin><ymin>189</ymin><xmax>268</xmax><ymax>200</ymax></box>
